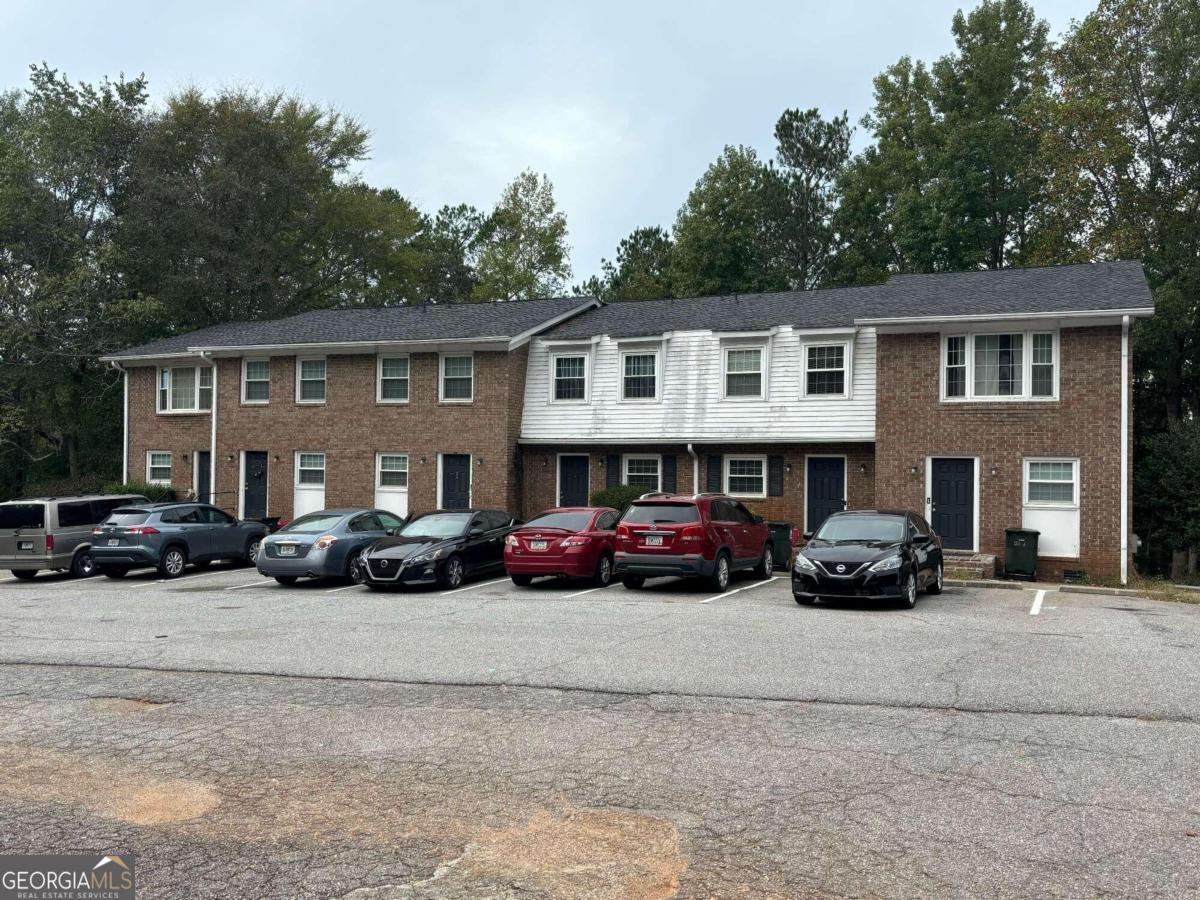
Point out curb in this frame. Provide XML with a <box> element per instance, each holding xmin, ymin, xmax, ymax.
<box><xmin>1061</xmin><ymin>585</ymin><xmax>1145</xmax><ymax>597</ymax></box>
<box><xmin>945</xmin><ymin>579</ymin><xmax>1025</xmax><ymax>591</ymax></box>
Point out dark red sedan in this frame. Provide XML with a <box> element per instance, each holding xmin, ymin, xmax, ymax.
<box><xmin>504</xmin><ymin>506</ymin><xmax>620</xmax><ymax>587</ymax></box>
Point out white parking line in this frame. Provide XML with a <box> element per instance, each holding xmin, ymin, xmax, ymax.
<box><xmin>700</xmin><ymin>576</ymin><xmax>779</xmax><ymax>604</ymax></box>
<box><xmin>132</xmin><ymin>568</ymin><xmax>245</xmax><ymax>587</ymax></box>
<box><xmin>439</xmin><ymin>576</ymin><xmax>509</xmax><ymax>596</ymax></box>
<box><xmin>562</xmin><ymin>585</ymin><xmax>608</xmax><ymax>598</ymax></box>
<box><xmin>224</xmin><ymin>579</ymin><xmax>271</xmax><ymax>591</ymax></box>
<box><xmin>326</xmin><ymin>583</ymin><xmax>363</xmax><ymax>594</ymax></box>
<box><xmin>1029</xmin><ymin>589</ymin><xmax>1046</xmax><ymax>616</ymax></box>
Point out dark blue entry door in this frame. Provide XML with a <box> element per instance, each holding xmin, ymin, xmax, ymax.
<box><xmin>931</xmin><ymin>458</ymin><xmax>974</xmax><ymax>550</ymax></box>
<box><xmin>806</xmin><ymin>457</ymin><xmax>846</xmax><ymax>532</ymax></box>
<box><xmin>243</xmin><ymin>451</ymin><xmax>268</xmax><ymax>519</ymax></box>
<box><xmin>558</xmin><ymin>455</ymin><xmax>589</xmax><ymax>506</ymax></box>
<box><xmin>441</xmin><ymin>454</ymin><xmax>471</xmax><ymax>510</ymax></box>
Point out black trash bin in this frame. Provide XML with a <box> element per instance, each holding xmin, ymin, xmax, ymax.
<box><xmin>768</xmin><ymin>522</ymin><xmax>793</xmax><ymax>571</ymax></box>
<box><xmin>1005</xmin><ymin>527</ymin><xmax>1040</xmax><ymax>581</ymax></box>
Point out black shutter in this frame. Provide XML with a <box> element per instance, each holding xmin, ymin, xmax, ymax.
<box><xmin>606</xmin><ymin>454</ymin><xmax>620</xmax><ymax>488</ymax></box>
<box><xmin>768</xmin><ymin>455</ymin><xmax>785</xmax><ymax>497</ymax></box>
<box><xmin>662</xmin><ymin>455</ymin><xmax>677</xmax><ymax>493</ymax></box>
<box><xmin>707</xmin><ymin>454</ymin><xmax>723</xmax><ymax>492</ymax></box>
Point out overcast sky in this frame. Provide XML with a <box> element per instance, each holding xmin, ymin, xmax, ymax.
<box><xmin>1</xmin><ymin>0</ymin><xmax>1096</xmax><ymax>283</ymax></box>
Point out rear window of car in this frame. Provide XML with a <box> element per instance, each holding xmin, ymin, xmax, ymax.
<box><xmin>105</xmin><ymin>509</ymin><xmax>150</xmax><ymax>526</ymax></box>
<box><xmin>279</xmin><ymin>513</ymin><xmax>345</xmax><ymax>534</ymax></box>
<box><xmin>0</xmin><ymin>504</ymin><xmax>45</xmax><ymax>529</ymax></box>
<box><xmin>621</xmin><ymin>503</ymin><xmax>700</xmax><ymax>525</ymax></box>
<box><xmin>524</xmin><ymin>511</ymin><xmax>593</xmax><ymax>531</ymax></box>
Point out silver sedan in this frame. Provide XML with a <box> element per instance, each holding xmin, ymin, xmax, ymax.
<box><xmin>256</xmin><ymin>508</ymin><xmax>406</xmax><ymax>585</ymax></box>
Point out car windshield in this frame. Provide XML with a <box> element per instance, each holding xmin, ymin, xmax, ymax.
<box><xmin>813</xmin><ymin>515</ymin><xmax>905</xmax><ymax>543</ymax></box>
<box><xmin>401</xmin><ymin>513</ymin><xmax>470</xmax><ymax>539</ymax></box>
<box><xmin>523</xmin><ymin>511</ymin><xmax>592</xmax><ymax>531</ymax></box>
<box><xmin>0</xmin><ymin>504</ymin><xmax>45</xmax><ymax>529</ymax></box>
<box><xmin>279</xmin><ymin>513</ymin><xmax>345</xmax><ymax>534</ymax></box>
<box><xmin>621</xmin><ymin>503</ymin><xmax>700</xmax><ymax>525</ymax></box>
<box><xmin>105</xmin><ymin>509</ymin><xmax>150</xmax><ymax>526</ymax></box>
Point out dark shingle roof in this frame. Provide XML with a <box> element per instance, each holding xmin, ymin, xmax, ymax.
<box><xmin>104</xmin><ymin>296</ymin><xmax>598</xmax><ymax>359</ymax></box>
<box><xmin>545</xmin><ymin>261</ymin><xmax>1152</xmax><ymax>339</ymax></box>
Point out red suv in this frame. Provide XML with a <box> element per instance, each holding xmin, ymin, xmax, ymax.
<box><xmin>614</xmin><ymin>493</ymin><xmax>774</xmax><ymax>592</ymax></box>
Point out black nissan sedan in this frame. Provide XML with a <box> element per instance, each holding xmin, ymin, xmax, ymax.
<box><xmin>791</xmin><ymin>510</ymin><xmax>943</xmax><ymax>608</ymax></box>
<box><xmin>360</xmin><ymin>509</ymin><xmax>518</xmax><ymax>590</ymax></box>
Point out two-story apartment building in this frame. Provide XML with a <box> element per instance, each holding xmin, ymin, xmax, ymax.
<box><xmin>103</xmin><ymin>261</ymin><xmax>1153</xmax><ymax>582</ymax></box>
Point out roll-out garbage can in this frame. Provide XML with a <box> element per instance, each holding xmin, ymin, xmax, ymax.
<box><xmin>768</xmin><ymin>522</ymin><xmax>793</xmax><ymax>571</ymax></box>
<box><xmin>1004</xmin><ymin>527</ymin><xmax>1040</xmax><ymax>581</ymax></box>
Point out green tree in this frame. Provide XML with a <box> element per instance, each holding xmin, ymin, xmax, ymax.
<box><xmin>412</xmin><ymin>203</ymin><xmax>483</xmax><ymax>302</ymax></box>
<box><xmin>577</xmin><ymin>226</ymin><xmax>674</xmax><ymax>301</ymax></box>
<box><xmin>472</xmin><ymin>170</ymin><xmax>571</xmax><ymax>300</ymax></box>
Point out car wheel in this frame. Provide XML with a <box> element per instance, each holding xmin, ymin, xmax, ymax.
<box><xmin>926</xmin><ymin>563</ymin><xmax>944</xmax><ymax>595</ymax></box>
<box><xmin>70</xmin><ymin>551</ymin><xmax>97</xmax><ymax>578</ymax></box>
<box><xmin>510</xmin><ymin>573</ymin><xmax>534</xmax><ymax>587</ymax></box>
<box><xmin>794</xmin><ymin>594</ymin><xmax>816</xmax><ymax>606</ymax></box>
<box><xmin>158</xmin><ymin>546</ymin><xmax>187</xmax><ymax>579</ymax></box>
<box><xmin>707</xmin><ymin>552</ymin><xmax>731</xmax><ymax>592</ymax></box>
<box><xmin>753</xmin><ymin>543</ymin><xmax>774</xmax><ymax>579</ymax></box>
<box><xmin>245</xmin><ymin>537</ymin><xmax>263</xmax><ymax>565</ymax></box>
<box><xmin>900</xmin><ymin>570</ymin><xmax>918</xmax><ymax>609</ymax></box>
<box><xmin>11</xmin><ymin>570</ymin><xmax>37</xmax><ymax>580</ymax></box>
<box><xmin>274</xmin><ymin>575</ymin><xmax>298</xmax><ymax>586</ymax></box>
<box><xmin>439</xmin><ymin>554</ymin><xmax>465</xmax><ymax>589</ymax></box>
<box><xmin>622</xmin><ymin>575</ymin><xmax>645</xmax><ymax>590</ymax></box>
<box><xmin>99</xmin><ymin>567</ymin><xmax>128</xmax><ymax>579</ymax></box>
<box><xmin>593</xmin><ymin>554</ymin><xmax>614</xmax><ymax>587</ymax></box>
<box><xmin>347</xmin><ymin>552</ymin><xmax>366</xmax><ymax>585</ymax></box>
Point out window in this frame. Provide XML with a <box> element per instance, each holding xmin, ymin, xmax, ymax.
<box><xmin>377</xmin><ymin>453</ymin><xmax>409</xmax><ymax>488</ymax></box>
<box><xmin>441</xmin><ymin>354</ymin><xmax>473</xmax><ymax>401</ymax></box>
<box><xmin>57</xmin><ymin>501</ymin><xmax>96</xmax><ymax>528</ymax></box>
<box><xmin>596</xmin><ymin>511</ymin><xmax>619</xmax><ymax>531</ymax></box>
<box><xmin>147</xmin><ymin>451</ymin><xmax>172</xmax><ymax>485</ymax></box>
<box><xmin>297</xmin><ymin>358</ymin><xmax>326</xmax><ymax>403</ymax></box>
<box><xmin>725</xmin><ymin>456</ymin><xmax>767</xmax><ymax>497</ymax></box>
<box><xmin>943</xmin><ymin>331</ymin><xmax>1057</xmax><ymax>401</ymax></box>
<box><xmin>622</xmin><ymin>351</ymin><xmax>658</xmax><ymax>400</ymax></box>
<box><xmin>297</xmin><ymin>452</ymin><xmax>325</xmax><ymax>486</ymax></box>
<box><xmin>242</xmin><ymin>359</ymin><xmax>270</xmax><ymax>403</ymax></box>
<box><xmin>804</xmin><ymin>343</ymin><xmax>848</xmax><ymax>396</ymax></box>
<box><xmin>1025</xmin><ymin>459</ymin><xmax>1077</xmax><ymax>506</ymax></box>
<box><xmin>157</xmin><ymin>366</ymin><xmax>213</xmax><ymax>412</ymax></box>
<box><xmin>378</xmin><ymin>356</ymin><xmax>410</xmax><ymax>402</ymax></box>
<box><xmin>349</xmin><ymin>513</ymin><xmax>383</xmax><ymax>533</ymax></box>
<box><xmin>724</xmin><ymin>347</ymin><xmax>764</xmax><ymax>398</ymax></box>
<box><xmin>200</xmin><ymin>506</ymin><xmax>235</xmax><ymax>525</ymax></box>
<box><xmin>623</xmin><ymin>455</ymin><xmax>661</xmax><ymax>491</ymax></box>
<box><xmin>553</xmin><ymin>354</ymin><xmax>587</xmax><ymax>401</ymax></box>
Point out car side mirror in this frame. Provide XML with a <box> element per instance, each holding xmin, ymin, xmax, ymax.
<box><xmin>385</xmin><ymin>528</ymin><xmax>397</xmax><ymax>536</ymax></box>
<box><xmin>470</xmin><ymin>526</ymin><xmax>484</xmax><ymax>537</ymax></box>
<box><xmin>751</xmin><ymin>514</ymin><xmax>764</xmax><ymax>524</ymax></box>
<box><xmin>802</xmin><ymin>531</ymin><xmax>813</xmax><ymax>542</ymax></box>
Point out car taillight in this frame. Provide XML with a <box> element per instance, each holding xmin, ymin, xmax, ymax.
<box><xmin>92</xmin><ymin>528</ymin><xmax>103</xmax><ymax>535</ymax></box>
<box><xmin>505</xmin><ymin>534</ymin><xmax>519</xmax><ymax>547</ymax></box>
<box><xmin>314</xmin><ymin>534</ymin><xmax>338</xmax><ymax>550</ymax></box>
<box><xmin>560</xmin><ymin>536</ymin><xmax>590</xmax><ymax>547</ymax></box>
<box><xmin>46</xmin><ymin>534</ymin><xmax>55</xmax><ymax>551</ymax></box>
<box><xmin>616</xmin><ymin>524</ymin><xmax>633</xmax><ymax>544</ymax></box>
<box><xmin>126</xmin><ymin>526</ymin><xmax>159</xmax><ymax>535</ymax></box>
<box><xmin>679</xmin><ymin>525</ymin><xmax>706</xmax><ymax>543</ymax></box>
<box><xmin>790</xmin><ymin>527</ymin><xmax>801</xmax><ymax>546</ymax></box>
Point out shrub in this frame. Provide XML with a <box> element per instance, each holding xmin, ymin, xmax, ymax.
<box><xmin>590</xmin><ymin>484</ymin><xmax>649</xmax><ymax>511</ymax></box>
<box><xmin>100</xmin><ymin>480</ymin><xmax>176</xmax><ymax>503</ymax></box>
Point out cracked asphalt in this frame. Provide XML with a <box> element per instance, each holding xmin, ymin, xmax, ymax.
<box><xmin>1</xmin><ymin>565</ymin><xmax>1198</xmax><ymax>897</ymax></box>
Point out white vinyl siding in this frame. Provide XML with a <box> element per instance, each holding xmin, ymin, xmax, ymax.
<box><xmin>157</xmin><ymin>366</ymin><xmax>213</xmax><ymax>412</ymax></box>
<box><xmin>942</xmin><ymin>331</ymin><xmax>1058</xmax><ymax>401</ymax></box>
<box><xmin>378</xmin><ymin>356</ymin><xmax>410</xmax><ymax>403</ymax></box>
<box><xmin>440</xmin><ymin>354</ymin><xmax>473</xmax><ymax>402</ymax></box>
<box><xmin>242</xmin><ymin>359</ymin><xmax>270</xmax><ymax>404</ymax></box>
<box><xmin>725</xmin><ymin>455</ymin><xmax>767</xmax><ymax>498</ymax></box>
<box><xmin>623</xmin><ymin>455</ymin><xmax>661</xmax><ymax>491</ymax></box>
<box><xmin>296</xmin><ymin>358</ymin><xmax>327</xmax><ymax>403</ymax></box>
<box><xmin>147</xmin><ymin>451</ymin><xmax>172</xmax><ymax>485</ymax></box>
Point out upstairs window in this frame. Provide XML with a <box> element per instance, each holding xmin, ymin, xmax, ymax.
<box><xmin>622</xmin><ymin>351</ymin><xmax>658</xmax><ymax>400</ymax></box>
<box><xmin>1031</xmin><ymin>334</ymin><xmax>1055</xmax><ymax>397</ymax></box>
<box><xmin>724</xmin><ymin>347</ymin><xmax>764</xmax><ymax>398</ymax></box>
<box><xmin>297</xmin><ymin>358</ymin><xmax>326</xmax><ymax>403</ymax></box>
<box><xmin>553</xmin><ymin>354</ymin><xmax>587</xmax><ymax>401</ymax></box>
<box><xmin>157</xmin><ymin>366</ymin><xmax>213</xmax><ymax>412</ymax></box>
<box><xmin>242</xmin><ymin>359</ymin><xmax>270</xmax><ymax>404</ymax></box>
<box><xmin>804</xmin><ymin>343</ymin><xmax>848</xmax><ymax>397</ymax></box>
<box><xmin>974</xmin><ymin>334</ymin><xmax>1023</xmax><ymax>396</ymax></box>
<box><xmin>378</xmin><ymin>356</ymin><xmax>410</xmax><ymax>402</ymax></box>
<box><xmin>943</xmin><ymin>331</ymin><xmax>1057</xmax><ymax>401</ymax></box>
<box><xmin>441</xmin><ymin>354</ymin><xmax>473</xmax><ymax>401</ymax></box>
<box><xmin>944</xmin><ymin>336</ymin><xmax>966</xmax><ymax>398</ymax></box>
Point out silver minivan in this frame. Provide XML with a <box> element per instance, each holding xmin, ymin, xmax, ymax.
<box><xmin>0</xmin><ymin>494</ymin><xmax>147</xmax><ymax>580</ymax></box>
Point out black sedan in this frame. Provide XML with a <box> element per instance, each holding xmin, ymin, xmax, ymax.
<box><xmin>360</xmin><ymin>509</ymin><xmax>518</xmax><ymax>590</ymax></box>
<box><xmin>791</xmin><ymin>510</ymin><xmax>943</xmax><ymax>608</ymax></box>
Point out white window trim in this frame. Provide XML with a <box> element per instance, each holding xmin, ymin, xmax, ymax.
<box><xmin>549</xmin><ymin>351</ymin><xmax>590</xmax><ymax>404</ymax></box>
<box><xmin>376</xmin><ymin>452</ymin><xmax>410</xmax><ymax>490</ymax></box>
<box><xmin>1023</xmin><ymin>457</ymin><xmax>1080</xmax><ymax>509</ymax></box>
<box><xmin>156</xmin><ymin>365</ymin><xmax>214</xmax><ymax>414</ymax></box>
<box><xmin>376</xmin><ymin>354</ymin><xmax>411</xmax><ymax>404</ymax></box>
<box><xmin>295</xmin><ymin>451</ymin><xmax>326</xmax><ymax>487</ymax></box>
<box><xmin>146</xmin><ymin>450</ymin><xmax>172</xmax><ymax>485</ymax></box>
<box><xmin>619</xmin><ymin>347</ymin><xmax>661</xmax><ymax>403</ymax></box>
<box><xmin>439</xmin><ymin>352</ymin><xmax>474</xmax><ymax>403</ymax></box>
<box><xmin>721</xmin><ymin>343</ymin><xmax>768</xmax><ymax>401</ymax></box>
<box><xmin>241</xmin><ymin>358</ymin><xmax>270</xmax><ymax>405</ymax></box>
<box><xmin>622</xmin><ymin>453</ymin><xmax>663</xmax><ymax>492</ymax></box>
<box><xmin>724</xmin><ymin>454</ymin><xmax>768</xmax><ymax>499</ymax></box>
<box><xmin>801</xmin><ymin>340</ymin><xmax>852</xmax><ymax>399</ymax></box>
<box><xmin>295</xmin><ymin>356</ymin><xmax>327</xmax><ymax>405</ymax></box>
<box><xmin>941</xmin><ymin>330</ymin><xmax>1059</xmax><ymax>402</ymax></box>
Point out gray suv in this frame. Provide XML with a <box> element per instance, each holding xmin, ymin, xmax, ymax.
<box><xmin>0</xmin><ymin>494</ymin><xmax>148</xmax><ymax>580</ymax></box>
<box><xmin>92</xmin><ymin>503</ymin><xmax>268</xmax><ymax>579</ymax></box>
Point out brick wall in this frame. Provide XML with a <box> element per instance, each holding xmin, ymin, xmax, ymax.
<box><xmin>875</xmin><ymin>326</ymin><xmax>1127</xmax><ymax>580</ymax></box>
<box><xmin>126</xmin><ymin>367</ymin><xmax>212</xmax><ymax>494</ymax></box>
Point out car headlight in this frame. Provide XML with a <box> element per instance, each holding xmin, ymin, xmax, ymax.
<box><xmin>869</xmin><ymin>555</ymin><xmax>902</xmax><ymax>573</ymax></box>
<box><xmin>409</xmin><ymin>548</ymin><xmax>447</xmax><ymax>565</ymax></box>
<box><xmin>792</xmin><ymin>553</ymin><xmax>817</xmax><ymax>573</ymax></box>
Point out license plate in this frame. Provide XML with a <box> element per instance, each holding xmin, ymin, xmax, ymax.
<box><xmin>107</xmin><ymin>539</ymin><xmax>119</xmax><ymax>547</ymax></box>
<box><xmin>17</xmin><ymin>541</ymin><xmax>33</xmax><ymax>551</ymax></box>
<box><xmin>529</xmin><ymin>540</ymin><xmax>547</xmax><ymax>551</ymax></box>
<box><xmin>644</xmin><ymin>535</ymin><xmax>664</xmax><ymax>546</ymax></box>
<box><xmin>278</xmin><ymin>544</ymin><xmax>297</xmax><ymax>556</ymax></box>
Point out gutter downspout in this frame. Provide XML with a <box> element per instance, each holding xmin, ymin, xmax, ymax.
<box><xmin>687</xmin><ymin>442</ymin><xmax>700</xmax><ymax>494</ymax></box>
<box><xmin>1120</xmin><ymin>316</ymin><xmax>1130</xmax><ymax>586</ymax></box>
<box><xmin>110</xmin><ymin>361</ymin><xmax>128</xmax><ymax>483</ymax></box>
<box><xmin>200</xmin><ymin>351</ymin><xmax>217</xmax><ymax>507</ymax></box>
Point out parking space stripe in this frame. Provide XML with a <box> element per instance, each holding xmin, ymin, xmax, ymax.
<box><xmin>439</xmin><ymin>576</ymin><xmax>509</xmax><ymax>596</ymax></box>
<box><xmin>1029</xmin><ymin>589</ymin><xmax>1046</xmax><ymax>616</ymax></box>
<box><xmin>224</xmin><ymin>580</ymin><xmax>271</xmax><ymax>591</ymax></box>
<box><xmin>562</xmin><ymin>585</ymin><xmax>608</xmax><ymax>598</ymax></box>
<box><xmin>700</xmin><ymin>576</ymin><xmax>779</xmax><ymax>604</ymax></box>
<box><xmin>326</xmin><ymin>583</ymin><xmax>363</xmax><ymax>594</ymax></box>
<box><xmin>132</xmin><ymin>569</ymin><xmax>247</xmax><ymax>587</ymax></box>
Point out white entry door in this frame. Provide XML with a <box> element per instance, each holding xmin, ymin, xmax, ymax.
<box><xmin>293</xmin><ymin>452</ymin><xmax>326</xmax><ymax>518</ymax></box>
<box><xmin>374</xmin><ymin>453</ymin><xmax>410</xmax><ymax>518</ymax></box>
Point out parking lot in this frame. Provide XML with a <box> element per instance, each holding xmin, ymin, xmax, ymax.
<box><xmin>2</xmin><ymin>566</ymin><xmax>1199</xmax><ymax>897</ymax></box>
